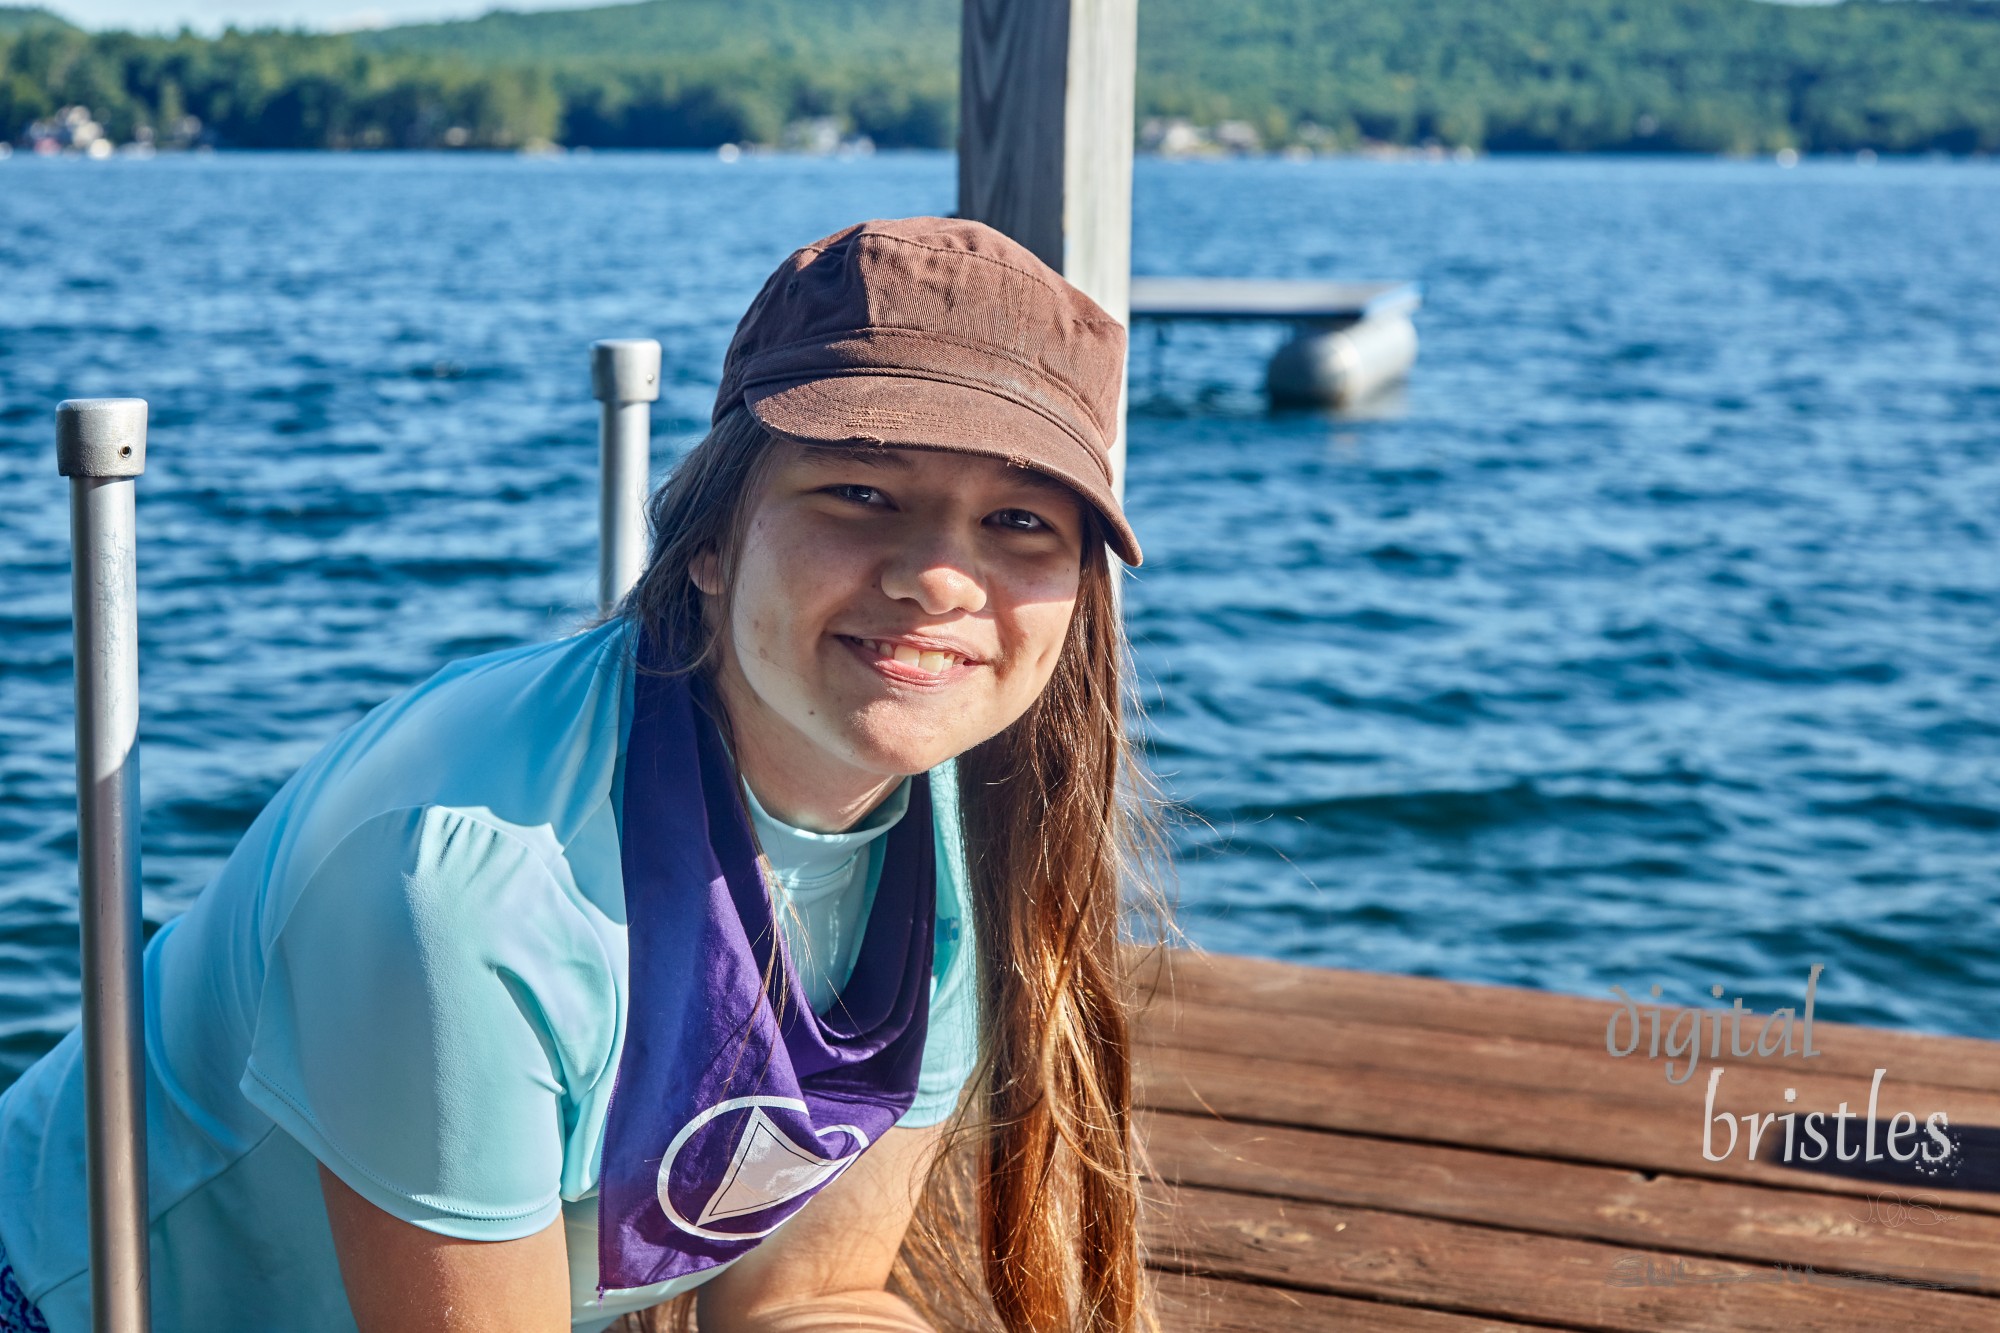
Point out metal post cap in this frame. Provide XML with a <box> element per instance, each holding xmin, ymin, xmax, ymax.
<box><xmin>591</xmin><ymin>340</ymin><xmax>663</xmax><ymax>405</ymax></box>
<box><xmin>57</xmin><ymin>399</ymin><xmax>148</xmax><ymax>478</ymax></box>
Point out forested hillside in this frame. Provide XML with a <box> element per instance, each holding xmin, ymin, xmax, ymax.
<box><xmin>353</xmin><ymin>0</ymin><xmax>957</xmax><ymax>67</ymax></box>
<box><xmin>0</xmin><ymin>4</ymin><xmax>66</xmax><ymax>33</ymax></box>
<box><xmin>1139</xmin><ymin>0</ymin><xmax>2000</xmax><ymax>152</ymax></box>
<box><xmin>3</xmin><ymin>0</ymin><xmax>1996</xmax><ymax>154</ymax></box>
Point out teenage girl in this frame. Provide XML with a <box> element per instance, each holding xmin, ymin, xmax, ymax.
<box><xmin>0</xmin><ymin>215</ymin><xmax>1153</xmax><ymax>1333</ymax></box>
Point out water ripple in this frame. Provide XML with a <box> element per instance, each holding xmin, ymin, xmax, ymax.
<box><xmin>3</xmin><ymin>153</ymin><xmax>1998</xmax><ymax>1085</ymax></box>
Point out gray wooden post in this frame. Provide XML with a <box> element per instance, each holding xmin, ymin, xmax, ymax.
<box><xmin>959</xmin><ymin>0</ymin><xmax>1136</xmax><ymax>499</ymax></box>
<box><xmin>56</xmin><ymin>398</ymin><xmax>153</xmax><ymax>1333</ymax></box>
<box><xmin>590</xmin><ymin>340</ymin><xmax>661</xmax><ymax>614</ymax></box>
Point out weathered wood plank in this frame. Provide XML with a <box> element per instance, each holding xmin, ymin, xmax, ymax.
<box><xmin>1131</xmin><ymin>950</ymin><xmax>2000</xmax><ymax>1094</ymax></box>
<box><xmin>1146</xmin><ymin>1180</ymin><xmax>2000</xmax><ymax>1333</ymax></box>
<box><xmin>1151</xmin><ymin>1270</ymin><xmax>1565</xmax><ymax>1333</ymax></box>
<box><xmin>1142</xmin><ymin>990</ymin><xmax>2000</xmax><ymax>1127</ymax></box>
<box><xmin>1136</xmin><ymin>1042</ymin><xmax>2000</xmax><ymax>1215</ymax></box>
<box><xmin>1142</xmin><ymin>1111</ymin><xmax>2000</xmax><ymax>1297</ymax></box>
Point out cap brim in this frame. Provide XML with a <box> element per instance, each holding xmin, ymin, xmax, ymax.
<box><xmin>744</xmin><ymin>374</ymin><xmax>1143</xmax><ymax>566</ymax></box>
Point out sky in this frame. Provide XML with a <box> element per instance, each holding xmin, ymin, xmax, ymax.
<box><xmin>44</xmin><ymin>0</ymin><xmax>1848</xmax><ymax>37</ymax></box>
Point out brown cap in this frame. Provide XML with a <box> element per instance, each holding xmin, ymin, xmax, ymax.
<box><xmin>713</xmin><ymin>216</ymin><xmax>1141</xmax><ymax>565</ymax></box>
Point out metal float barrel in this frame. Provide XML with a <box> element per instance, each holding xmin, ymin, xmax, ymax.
<box><xmin>1265</xmin><ymin>313</ymin><xmax>1419</xmax><ymax>409</ymax></box>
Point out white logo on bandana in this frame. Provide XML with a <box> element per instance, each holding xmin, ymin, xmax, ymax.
<box><xmin>656</xmin><ymin>1096</ymin><xmax>868</xmax><ymax>1241</ymax></box>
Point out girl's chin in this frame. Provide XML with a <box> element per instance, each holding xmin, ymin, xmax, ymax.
<box><xmin>838</xmin><ymin>737</ymin><xmax>966</xmax><ymax>779</ymax></box>
<box><xmin>828</xmin><ymin>714</ymin><xmax>983</xmax><ymax>777</ymax></box>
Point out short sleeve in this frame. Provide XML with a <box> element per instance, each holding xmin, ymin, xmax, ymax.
<box><xmin>241</xmin><ymin>806</ymin><xmax>618</xmax><ymax>1239</ymax></box>
<box><xmin>901</xmin><ymin>761</ymin><xmax>979</xmax><ymax>1129</ymax></box>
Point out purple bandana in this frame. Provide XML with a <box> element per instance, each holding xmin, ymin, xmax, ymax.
<box><xmin>597</xmin><ymin>634</ymin><xmax>937</xmax><ymax>1292</ymax></box>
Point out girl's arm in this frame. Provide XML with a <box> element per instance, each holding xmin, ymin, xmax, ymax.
<box><xmin>318</xmin><ymin>1121</ymin><xmax>946</xmax><ymax>1332</ymax></box>
<box><xmin>320</xmin><ymin>1165</ymin><xmax>571</xmax><ymax>1332</ymax></box>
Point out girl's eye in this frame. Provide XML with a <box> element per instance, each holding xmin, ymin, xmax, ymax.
<box><xmin>825</xmin><ymin>484</ymin><xmax>887</xmax><ymax>506</ymax></box>
<box><xmin>990</xmin><ymin>508</ymin><xmax>1048</xmax><ymax>532</ymax></box>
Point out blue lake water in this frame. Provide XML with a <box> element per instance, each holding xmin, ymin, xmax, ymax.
<box><xmin>2</xmin><ymin>151</ymin><xmax>1996</xmax><ymax>1084</ymax></box>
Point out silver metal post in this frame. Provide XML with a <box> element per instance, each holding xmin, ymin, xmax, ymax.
<box><xmin>57</xmin><ymin>398</ymin><xmax>152</xmax><ymax>1333</ymax></box>
<box><xmin>589</xmin><ymin>340</ymin><xmax>661</xmax><ymax>614</ymax></box>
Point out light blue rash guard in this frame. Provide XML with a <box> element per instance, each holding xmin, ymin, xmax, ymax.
<box><xmin>0</xmin><ymin>619</ymin><xmax>980</xmax><ymax>1332</ymax></box>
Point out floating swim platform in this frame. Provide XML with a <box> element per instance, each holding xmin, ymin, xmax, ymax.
<box><xmin>1128</xmin><ymin>278</ymin><xmax>1422</xmax><ymax>327</ymax></box>
<box><xmin>1127</xmin><ymin>279</ymin><xmax>1423</xmax><ymax>406</ymax></box>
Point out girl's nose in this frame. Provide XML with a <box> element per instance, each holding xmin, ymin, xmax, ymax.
<box><xmin>878</xmin><ymin>524</ymin><xmax>987</xmax><ymax>617</ymax></box>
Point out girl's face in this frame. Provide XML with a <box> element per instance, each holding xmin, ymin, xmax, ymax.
<box><xmin>702</xmin><ymin>440</ymin><xmax>1087</xmax><ymax>803</ymax></box>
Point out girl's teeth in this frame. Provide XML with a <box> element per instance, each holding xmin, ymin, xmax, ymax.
<box><xmin>860</xmin><ymin>639</ymin><xmax>961</xmax><ymax>674</ymax></box>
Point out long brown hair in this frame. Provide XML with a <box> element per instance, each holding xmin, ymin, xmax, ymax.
<box><xmin>615</xmin><ymin>405</ymin><xmax>1161</xmax><ymax>1333</ymax></box>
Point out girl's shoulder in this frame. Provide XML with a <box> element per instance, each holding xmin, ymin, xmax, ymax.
<box><xmin>265</xmin><ymin>619</ymin><xmax>637</xmax><ymax>913</ymax></box>
<box><xmin>231</xmin><ymin>628</ymin><xmax>642</xmax><ymax>1230</ymax></box>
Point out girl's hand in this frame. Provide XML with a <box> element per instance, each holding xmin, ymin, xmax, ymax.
<box><xmin>696</xmin><ymin>1292</ymin><xmax>933</xmax><ymax>1332</ymax></box>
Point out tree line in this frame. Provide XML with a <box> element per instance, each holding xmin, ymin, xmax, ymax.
<box><xmin>0</xmin><ymin>21</ymin><xmax>950</xmax><ymax>150</ymax></box>
<box><xmin>1138</xmin><ymin>0</ymin><xmax>2000</xmax><ymax>155</ymax></box>
<box><xmin>2</xmin><ymin>0</ymin><xmax>1996</xmax><ymax>155</ymax></box>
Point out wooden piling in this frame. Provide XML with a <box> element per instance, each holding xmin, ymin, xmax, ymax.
<box><xmin>958</xmin><ymin>0</ymin><xmax>1136</xmax><ymax>497</ymax></box>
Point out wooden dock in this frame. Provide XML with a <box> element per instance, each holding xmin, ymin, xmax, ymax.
<box><xmin>1136</xmin><ymin>951</ymin><xmax>2000</xmax><ymax>1332</ymax></box>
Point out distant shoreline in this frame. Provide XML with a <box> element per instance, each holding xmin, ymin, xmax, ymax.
<box><xmin>5</xmin><ymin>143</ymin><xmax>1993</xmax><ymax>165</ymax></box>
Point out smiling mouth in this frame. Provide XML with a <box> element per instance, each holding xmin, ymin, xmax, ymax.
<box><xmin>840</xmin><ymin>636</ymin><xmax>974</xmax><ymax>679</ymax></box>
